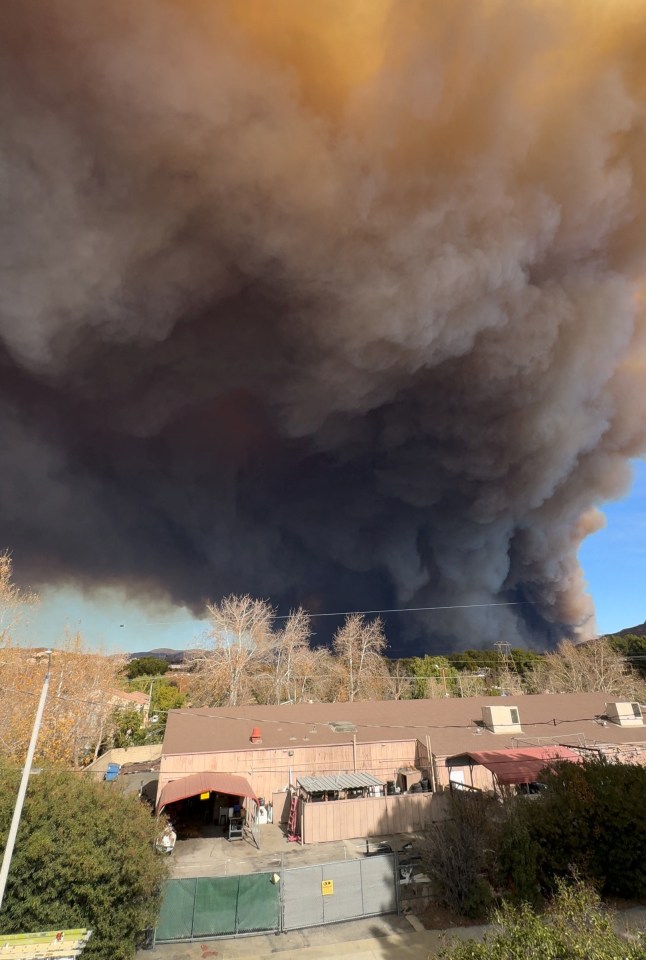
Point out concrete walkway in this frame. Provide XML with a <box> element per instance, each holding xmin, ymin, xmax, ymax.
<box><xmin>139</xmin><ymin>903</ymin><xmax>646</xmax><ymax>960</ymax></box>
<box><xmin>139</xmin><ymin>914</ymin><xmax>487</xmax><ymax>960</ymax></box>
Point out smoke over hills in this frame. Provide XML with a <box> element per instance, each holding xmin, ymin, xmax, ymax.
<box><xmin>1</xmin><ymin>1</ymin><xmax>645</xmax><ymax>653</ymax></box>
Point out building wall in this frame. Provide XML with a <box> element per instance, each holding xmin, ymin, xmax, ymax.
<box><xmin>434</xmin><ymin>756</ymin><xmax>496</xmax><ymax>791</ymax></box>
<box><xmin>301</xmin><ymin>792</ymin><xmax>444</xmax><ymax>843</ymax></box>
<box><xmin>86</xmin><ymin>744</ymin><xmax>162</xmax><ymax>778</ymax></box>
<box><xmin>158</xmin><ymin>738</ymin><xmax>423</xmax><ymax>805</ymax></box>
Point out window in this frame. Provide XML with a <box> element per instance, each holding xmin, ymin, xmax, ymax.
<box><xmin>449</xmin><ymin>769</ymin><xmax>466</xmax><ymax>790</ymax></box>
<box><xmin>510</xmin><ymin>708</ymin><xmax>520</xmax><ymax>725</ymax></box>
<box><xmin>632</xmin><ymin>702</ymin><xmax>642</xmax><ymax>719</ymax></box>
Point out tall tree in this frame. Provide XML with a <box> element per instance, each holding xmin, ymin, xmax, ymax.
<box><xmin>251</xmin><ymin>608</ymin><xmax>313</xmax><ymax>705</ymax></box>
<box><xmin>191</xmin><ymin>595</ymin><xmax>276</xmax><ymax>706</ymax></box>
<box><xmin>331</xmin><ymin>614</ymin><xmax>389</xmax><ymax>701</ymax></box>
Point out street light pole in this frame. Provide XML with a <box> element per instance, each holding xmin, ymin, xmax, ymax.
<box><xmin>0</xmin><ymin>650</ymin><xmax>52</xmax><ymax>912</ymax></box>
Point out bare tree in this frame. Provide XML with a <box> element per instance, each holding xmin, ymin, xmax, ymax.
<box><xmin>421</xmin><ymin>790</ymin><xmax>498</xmax><ymax>919</ymax></box>
<box><xmin>268</xmin><ymin>608</ymin><xmax>312</xmax><ymax>704</ymax></box>
<box><xmin>532</xmin><ymin>637</ymin><xmax>646</xmax><ymax>700</ymax></box>
<box><xmin>387</xmin><ymin>659</ymin><xmax>413</xmax><ymax>700</ymax></box>
<box><xmin>332</xmin><ymin>614</ymin><xmax>390</xmax><ymax>701</ymax></box>
<box><xmin>191</xmin><ymin>595</ymin><xmax>276</xmax><ymax>706</ymax></box>
<box><xmin>0</xmin><ymin>551</ymin><xmax>38</xmax><ymax>643</ymax></box>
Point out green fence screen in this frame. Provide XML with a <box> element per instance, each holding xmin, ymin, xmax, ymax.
<box><xmin>193</xmin><ymin>877</ymin><xmax>239</xmax><ymax>937</ymax></box>
<box><xmin>155</xmin><ymin>873</ymin><xmax>280</xmax><ymax>941</ymax></box>
<box><xmin>155</xmin><ymin>878</ymin><xmax>197</xmax><ymax>941</ymax></box>
<box><xmin>237</xmin><ymin>874</ymin><xmax>281</xmax><ymax>933</ymax></box>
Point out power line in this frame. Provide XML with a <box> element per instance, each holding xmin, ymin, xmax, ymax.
<box><xmin>272</xmin><ymin>601</ymin><xmax>534</xmax><ymax>621</ymax></box>
<box><xmin>117</xmin><ymin>600</ymin><xmax>535</xmax><ymax>629</ymax></box>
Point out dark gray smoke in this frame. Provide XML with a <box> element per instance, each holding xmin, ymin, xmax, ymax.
<box><xmin>1</xmin><ymin>0</ymin><xmax>645</xmax><ymax>654</ymax></box>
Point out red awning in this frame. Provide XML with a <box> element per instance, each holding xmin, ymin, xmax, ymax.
<box><xmin>463</xmin><ymin>746</ymin><xmax>581</xmax><ymax>785</ymax></box>
<box><xmin>157</xmin><ymin>771</ymin><xmax>258</xmax><ymax>811</ymax></box>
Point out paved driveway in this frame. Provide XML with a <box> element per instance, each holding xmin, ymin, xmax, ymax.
<box><xmin>169</xmin><ymin>825</ymin><xmax>415</xmax><ymax>879</ymax></box>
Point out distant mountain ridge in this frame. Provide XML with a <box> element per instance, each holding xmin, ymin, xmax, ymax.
<box><xmin>129</xmin><ymin>619</ymin><xmax>646</xmax><ymax>663</ymax></box>
<box><xmin>613</xmin><ymin>620</ymin><xmax>646</xmax><ymax>638</ymax></box>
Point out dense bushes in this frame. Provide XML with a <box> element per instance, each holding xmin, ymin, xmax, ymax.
<box><xmin>0</xmin><ymin>763</ymin><xmax>169</xmax><ymax>959</ymax></box>
<box><xmin>426</xmin><ymin>760</ymin><xmax>646</xmax><ymax>924</ymax></box>
<box><xmin>500</xmin><ymin>759</ymin><xmax>646</xmax><ymax>901</ymax></box>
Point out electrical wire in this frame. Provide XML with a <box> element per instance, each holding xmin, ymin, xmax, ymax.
<box><xmin>117</xmin><ymin>599</ymin><xmax>536</xmax><ymax>629</ymax></box>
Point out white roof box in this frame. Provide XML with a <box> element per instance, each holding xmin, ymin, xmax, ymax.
<box><xmin>481</xmin><ymin>704</ymin><xmax>522</xmax><ymax>734</ymax></box>
<box><xmin>605</xmin><ymin>702</ymin><xmax>644</xmax><ymax>727</ymax></box>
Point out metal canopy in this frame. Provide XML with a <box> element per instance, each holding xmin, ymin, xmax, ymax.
<box><xmin>464</xmin><ymin>746</ymin><xmax>581</xmax><ymax>785</ymax></box>
<box><xmin>157</xmin><ymin>771</ymin><xmax>258</xmax><ymax>812</ymax></box>
<box><xmin>298</xmin><ymin>773</ymin><xmax>383</xmax><ymax>793</ymax></box>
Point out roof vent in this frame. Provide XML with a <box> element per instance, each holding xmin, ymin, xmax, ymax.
<box><xmin>481</xmin><ymin>705</ymin><xmax>522</xmax><ymax>734</ymax></box>
<box><xmin>605</xmin><ymin>702</ymin><xmax>644</xmax><ymax>727</ymax></box>
<box><xmin>250</xmin><ymin>727</ymin><xmax>262</xmax><ymax>744</ymax></box>
<box><xmin>328</xmin><ymin>721</ymin><xmax>358</xmax><ymax>734</ymax></box>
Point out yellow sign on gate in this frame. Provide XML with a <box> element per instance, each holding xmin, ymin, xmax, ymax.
<box><xmin>321</xmin><ymin>879</ymin><xmax>334</xmax><ymax>896</ymax></box>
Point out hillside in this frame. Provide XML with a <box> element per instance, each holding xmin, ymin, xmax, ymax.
<box><xmin>613</xmin><ymin>620</ymin><xmax>646</xmax><ymax>638</ymax></box>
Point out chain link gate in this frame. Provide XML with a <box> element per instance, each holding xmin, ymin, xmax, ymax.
<box><xmin>154</xmin><ymin>855</ymin><xmax>397</xmax><ymax>943</ymax></box>
<box><xmin>281</xmin><ymin>854</ymin><xmax>398</xmax><ymax>931</ymax></box>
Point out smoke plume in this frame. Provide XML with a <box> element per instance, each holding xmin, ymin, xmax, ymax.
<box><xmin>1</xmin><ymin>0</ymin><xmax>645</xmax><ymax>653</ymax></box>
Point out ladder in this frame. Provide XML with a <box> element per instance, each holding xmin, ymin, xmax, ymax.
<box><xmin>286</xmin><ymin>794</ymin><xmax>300</xmax><ymax>842</ymax></box>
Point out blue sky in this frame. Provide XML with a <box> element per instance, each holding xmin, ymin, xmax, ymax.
<box><xmin>16</xmin><ymin>459</ymin><xmax>645</xmax><ymax>654</ymax></box>
<box><xmin>578</xmin><ymin>458</ymin><xmax>646</xmax><ymax>635</ymax></box>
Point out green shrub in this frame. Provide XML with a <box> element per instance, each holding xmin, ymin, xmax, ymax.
<box><xmin>520</xmin><ymin>759</ymin><xmax>646</xmax><ymax>899</ymax></box>
<box><xmin>440</xmin><ymin>877</ymin><xmax>645</xmax><ymax>959</ymax></box>
<box><xmin>0</xmin><ymin>763</ymin><xmax>169</xmax><ymax>959</ymax></box>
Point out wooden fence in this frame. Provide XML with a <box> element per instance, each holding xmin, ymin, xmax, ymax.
<box><xmin>301</xmin><ymin>792</ymin><xmax>446</xmax><ymax>843</ymax></box>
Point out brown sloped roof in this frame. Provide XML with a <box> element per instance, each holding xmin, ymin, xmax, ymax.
<box><xmin>464</xmin><ymin>746</ymin><xmax>582</xmax><ymax>784</ymax></box>
<box><xmin>161</xmin><ymin>692</ymin><xmax>646</xmax><ymax>759</ymax></box>
<box><xmin>110</xmin><ymin>689</ymin><xmax>150</xmax><ymax>706</ymax></box>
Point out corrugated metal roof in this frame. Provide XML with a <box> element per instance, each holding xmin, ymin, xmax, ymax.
<box><xmin>298</xmin><ymin>773</ymin><xmax>384</xmax><ymax>792</ymax></box>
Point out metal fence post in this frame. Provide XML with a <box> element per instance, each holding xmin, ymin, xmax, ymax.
<box><xmin>279</xmin><ymin>852</ymin><xmax>285</xmax><ymax>934</ymax></box>
<box><xmin>394</xmin><ymin>851</ymin><xmax>401</xmax><ymax>916</ymax></box>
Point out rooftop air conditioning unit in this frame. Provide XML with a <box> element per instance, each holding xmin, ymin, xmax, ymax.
<box><xmin>481</xmin><ymin>704</ymin><xmax>522</xmax><ymax>734</ymax></box>
<box><xmin>605</xmin><ymin>702</ymin><xmax>644</xmax><ymax>727</ymax></box>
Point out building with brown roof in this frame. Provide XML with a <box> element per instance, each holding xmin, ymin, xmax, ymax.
<box><xmin>158</xmin><ymin>692</ymin><xmax>646</xmax><ymax>843</ymax></box>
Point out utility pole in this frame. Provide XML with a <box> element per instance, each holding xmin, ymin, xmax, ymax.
<box><xmin>494</xmin><ymin>641</ymin><xmax>519</xmax><ymax>694</ymax></box>
<box><xmin>0</xmin><ymin>651</ymin><xmax>52</xmax><ymax>912</ymax></box>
